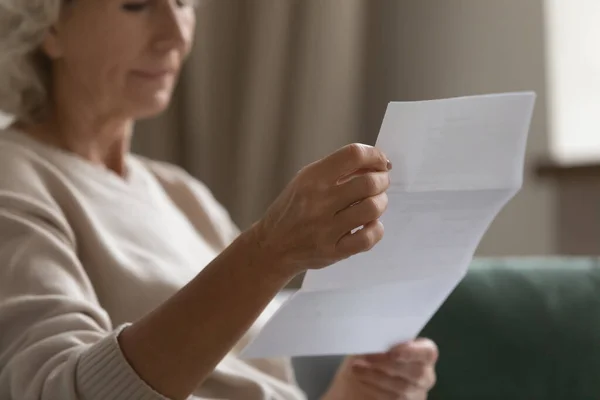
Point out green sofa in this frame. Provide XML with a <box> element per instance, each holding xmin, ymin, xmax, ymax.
<box><xmin>292</xmin><ymin>257</ymin><xmax>600</xmax><ymax>400</ymax></box>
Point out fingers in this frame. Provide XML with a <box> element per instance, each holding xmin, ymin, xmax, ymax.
<box><xmin>333</xmin><ymin>192</ymin><xmax>388</xmax><ymax>239</ymax></box>
<box><xmin>390</xmin><ymin>338</ymin><xmax>439</xmax><ymax>365</ymax></box>
<box><xmin>316</xmin><ymin>144</ymin><xmax>390</xmax><ymax>183</ymax></box>
<box><xmin>352</xmin><ymin>362</ymin><xmax>423</xmax><ymax>399</ymax></box>
<box><xmin>361</xmin><ymin>356</ymin><xmax>437</xmax><ymax>390</ymax></box>
<box><xmin>332</xmin><ymin>171</ymin><xmax>390</xmax><ymax>212</ymax></box>
<box><xmin>336</xmin><ymin>219</ymin><xmax>384</xmax><ymax>257</ymax></box>
<box><xmin>356</xmin><ymin>339</ymin><xmax>438</xmax><ymax>390</ymax></box>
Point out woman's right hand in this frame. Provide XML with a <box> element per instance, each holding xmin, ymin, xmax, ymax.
<box><xmin>253</xmin><ymin>143</ymin><xmax>392</xmax><ymax>276</ymax></box>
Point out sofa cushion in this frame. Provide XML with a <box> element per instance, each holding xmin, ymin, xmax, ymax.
<box><xmin>422</xmin><ymin>257</ymin><xmax>600</xmax><ymax>400</ymax></box>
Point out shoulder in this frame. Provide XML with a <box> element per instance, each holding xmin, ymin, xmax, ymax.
<box><xmin>0</xmin><ymin>129</ymin><xmax>62</xmax><ymax>200</ymax></box>
<box><xmin>0</xmin><ymin>129</ymin><xmax>75</xmax><ymax>242</ymax></box>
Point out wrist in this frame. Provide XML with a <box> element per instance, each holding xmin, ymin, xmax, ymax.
<box><xmin>238</xmin><ymin>223</ymin><xmax>297</xmax><ymax>285</ymax></box>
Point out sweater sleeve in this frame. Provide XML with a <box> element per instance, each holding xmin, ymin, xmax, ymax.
<box><xmin>0</xmin><ymin>176</ymin><xmax>170</xmax><ymax>399</ymax></box>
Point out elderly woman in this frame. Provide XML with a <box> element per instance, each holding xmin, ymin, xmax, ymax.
<box><xmin>0</xmin><ymin>1</ymin><xmax>438</xmax><ymax>399</ymax></box>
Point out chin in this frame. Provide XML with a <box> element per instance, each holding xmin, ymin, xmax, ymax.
<box><xmin>129</xmin><ymin>92</ymin><xmax>173</xmax><ymax>120</ymax></box>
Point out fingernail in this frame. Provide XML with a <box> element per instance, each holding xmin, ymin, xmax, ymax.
<box><xmin>386</xmin><ymin>160</ymin><xmax>393</xmax><ymax>171</ymax></box>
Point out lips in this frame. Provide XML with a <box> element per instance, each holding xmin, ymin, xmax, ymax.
<box><xmin>132</xmin><ymin>69</ymin><xmax>177</xmax><ymax>79</ymax></box>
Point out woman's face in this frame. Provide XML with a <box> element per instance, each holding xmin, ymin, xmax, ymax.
<box><xmin>44</xmin><ymin>0</ymin><xmax>196</xmax><ymax>119</ymax></box>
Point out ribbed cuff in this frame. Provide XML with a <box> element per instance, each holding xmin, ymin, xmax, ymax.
<box><xmin>76</xmin><ymin>324</ymin><xmax>170</xmax><ymax>400</ymax></box>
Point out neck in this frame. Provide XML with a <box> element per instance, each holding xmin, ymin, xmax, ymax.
<box><xmin>16</xmin><ymin>80</ymin><xmax>134</xmax><ymax>178</ymax></box>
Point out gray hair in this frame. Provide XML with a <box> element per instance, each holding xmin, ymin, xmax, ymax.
<box><xmin>0</xmin><ymin>0</ymin><xmax>62</xmax><ymax>122</ymax></box>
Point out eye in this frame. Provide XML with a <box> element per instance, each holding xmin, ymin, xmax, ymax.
<box><xmin>176</xmin><ymin>0</ymin><xmax>199</xmax><ymax>8</ymax></box>
<box><xmin>122</xmin><ymin>1</ymin><xmax>148</xmax><ymax>12</ymax></box>
<box><xmin>122</xmin><ymin>0</ymin><xmax>198</xmax><ymax>12</ymax></box>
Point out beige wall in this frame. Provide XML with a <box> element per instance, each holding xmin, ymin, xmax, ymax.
<box><xmin>399</xmin><ymin>0</ymin><xmax>557</xmax><ymax>255</ymax></box>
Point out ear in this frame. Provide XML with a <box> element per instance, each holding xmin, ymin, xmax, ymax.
<box><xmin>41</xmin><ymin>26</ymin><xmax>64</xmax><ymax>59</ymax></box>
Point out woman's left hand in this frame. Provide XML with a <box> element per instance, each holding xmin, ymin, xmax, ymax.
<box><xmin>322</xmin><ymin>338</ymin><xmax>438</xmax><ymax>400</ymax></box>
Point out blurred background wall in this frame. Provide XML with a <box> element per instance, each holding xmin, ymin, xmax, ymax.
<box><xmin>132</xmin><ymin>0</ymin><xmax>560</xmax><ymax>256</ymax></box>
<box><xmin>395</xmin><ymin>0</ymin><xmax>555</xmax><ymax>256</ymax></box>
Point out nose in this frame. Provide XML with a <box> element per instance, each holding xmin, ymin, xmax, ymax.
<box><xmin>153</xmin><ymin>2</ymin><xmax>194</xmax><ymax>54</ymax></box>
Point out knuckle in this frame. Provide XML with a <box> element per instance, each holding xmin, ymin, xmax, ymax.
<box><xmin>362</xmin><ymin>229</ymin><xmax>379</xmax><ymax>251</ymax></box>
<box><xmin>416</xmin><ymin>368</ymin><xmax>437</xmax><ymax>391</ymax></box>
<box><xmin>422</xmin><ymin>339</ymin><xmax>439</xmax><ymax>363</ymax></box>
<box><xmin>374</xmin><ymin>223</ymin><xmax>385</xmax><ymax>243</ymax></box>
<box><xmin>355</xmin><ymin>233</ymin><xmax>371</xmax><ymax>251</ymax></box>
<box><xmin>345</xmin><ymin>143</ymin><xmax>366</xmax><ymax>163</ymax></box>
<box><xmin>430</xmin><ymin>344</ymin><xmax>440</xmax><ymax>363</ymax></box>
<box><xmin>363</xmin><ymin>197</ymin><xmax>381</xmax><ymax>219</ymax></box>
<box><xmin>379</xmin><ymin>192</ymin><xmax>389</xmax><ymax>212</ymax></box>
<box><xmin>362</xmin><ymin>174</ymin><xmax>380</xmax><ymax>195</ymax></box>
<box><xmin>428</xmin><ymin>368</ymin><xmax>438</xmax><ymax>388</ymax></box>
<box><xmin>365</xmin><ymin>194</ymin><xmax>387</xmax><ymax>218</ymax></box>
<box><xmin>296</xmin><ymin>164</ymin><xmax>310</xmax><ymax>178</ymax></box>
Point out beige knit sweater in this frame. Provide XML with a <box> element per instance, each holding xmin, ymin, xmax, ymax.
<box><xmin>0</xmin><ymin>128</ymin><xmax>307</xmax><ymax>400</ymax></box>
